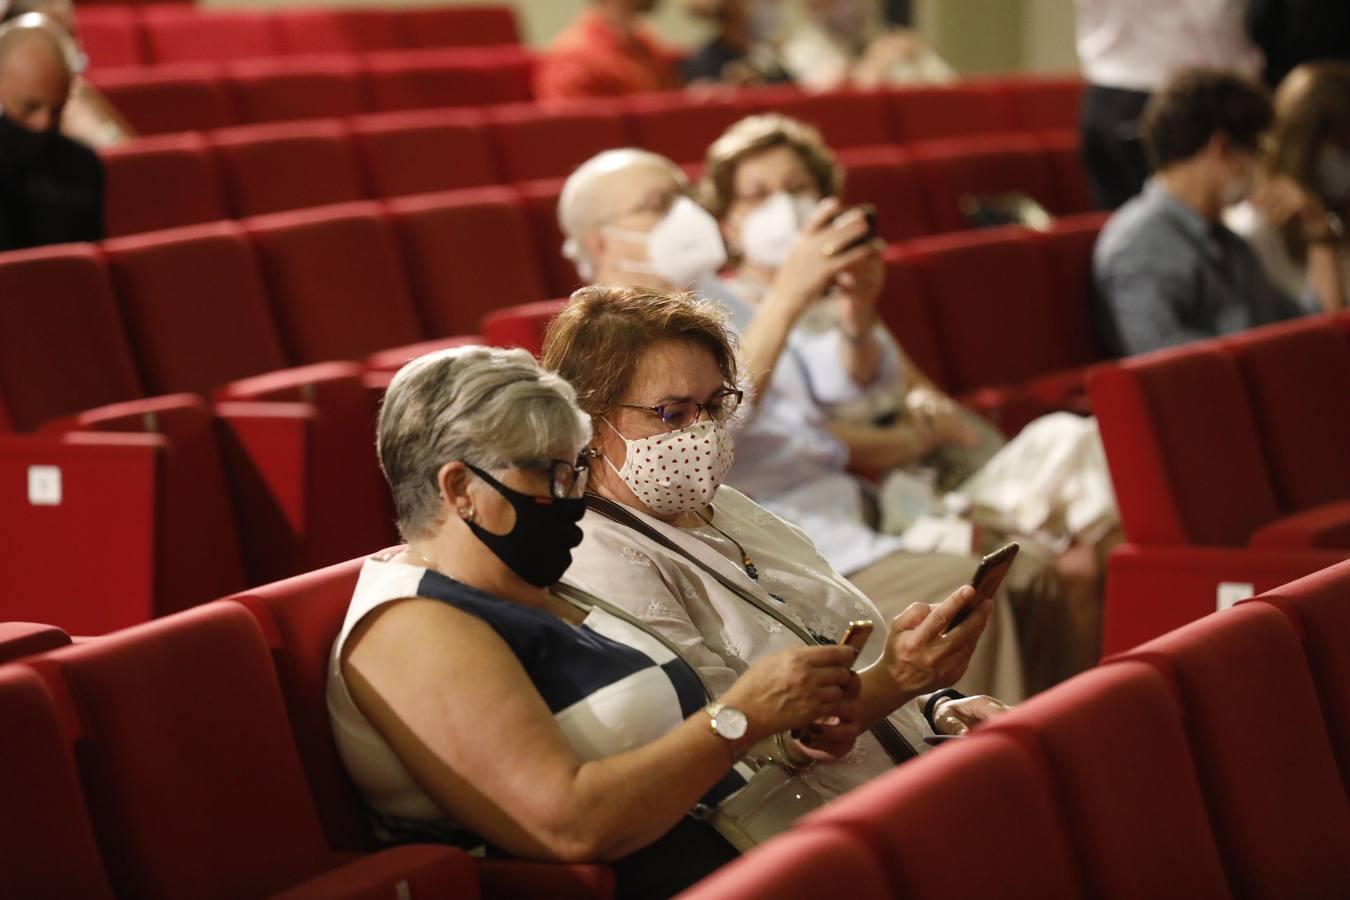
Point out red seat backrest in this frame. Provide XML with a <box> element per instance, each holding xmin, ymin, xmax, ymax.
<box><xmin>886</xmin><ymin>83</ymin><xmax>1017</xmax><ymax>142</ymax></box>
<box><xmin>482</xmin><ymin>298</ymin><xmax>568</xmax><ymax>356</ymax></box>
<box><xmin>1002</xmin><ymin>77</ymin><xmax>1084</xmax><ymax>131</ymax></box>
<box><xmin>515</xmin><ymin>177</ymin><xmax>584</xmax><ymax>298</ymax></box>
<box><xmin>1224</xmin><ymin>319</ymin><xmax>1350</xmax><ymax>512</ymax></box>
<box><xmin>73</xmin><ymin>394</ymin><xmax>249</xmax><ymax>615</ymax></box>
<box><xmin>224</xmin><ymin>57</ymin><xmax>370</xmax><ymax>126</ymax></box>
<box><xmin>878</xmin><ymin>252</ymin><xmax>952</xmax><ymax>390</ymax></box>
<box><xmin>274</xmin><ymin>8</ymin><xmax>404</xmax><ymax>55</ymax></box>
<box><xmin>486</xmin><ymin>99</ymin><xmax>635</xmax><ymax>183</ymax></box>
<box><xmin>1118</xmin><ymin>603</ymin><xmax>1350</xmax><ymax>898</ymax></box>
<box><xmin>0</xmin><ymin>245</ymin><xmax>142</xmax><ymax>432</ymax></box>
<box><xmin>837</xmin><ymin>146</ymin><xmax>932</xmax><ymax>243</ymax></box>
<box><xmin>1039</xmin><ymin>128</ymin><xmax>1096</xmax><ymax>214</ymax></box>
<box><xmin>768</xmin><ymin>88</ymin><xmax>891</xmax><ymax>149</ymax></box>
<box><xmin>626</xmin><ymin>92</ymin><xmax>755</xmax><ymax>164</ymax></box>
<box><xmin>76</xmin><ymin>7</ymin><xmax>147</xmax><ymax>69</ymax></box>
<box><xmin>910</xmin><ymin>134</ymin><xmax>1059</xmax><ymax>234</ymax></box>
<box><xmin>400</xmin><ymin>5</ymin><xmax>522</xmax><ymax>48</ymax></box>
<box><xmin>0</xmin><ymin>667</ymin><xmax>114</xmax><ymax>899</ymax></box>
<box><xmin>39</xmin><ymin>602</ymin><xmax>335</xmax><ymax>899</ymax></box>
<box><xmin>89</xmin><ymin>63</ymin><xmax>235</xmax><ymax>135</ymax></box>
<box><xmin>986</xmin><ymin>661</ymin><xmax>1232</xmax><ymax>899</ymax></box>
<box><xmin>1034</xmin><ymin>212</ymin><xmax>1111</xmax><ymax>368</ymax></box>
<box><xmin>224</xmin><ymin>557</ymin><xmax>373</xmax><ymax>850</ymax></box>
<box><xmin>678</xmin><ymin>825</ymin><xmax>889</xmax><ymax>899</ymax></box>
<box><xmin>211</xmin><ymin>120</ymin><xmax>368</xmax><ymax>218</ymax></box>
<box><xmin>1255</xmin><ymin>559</ymin><xmax>1350</xmax><ymax>797</ymax></box>
<box><xmin>903</xmin><ymin>227</ymin><xmax>1080</xmax><ymax>392</ymax></box>
<box><xmin>349</xmin><ymin>108</ymin><xmax>500</xmax><ymax>198</ymax></box>
<box><xmin>1088</xmin><ymin>345</ymin><xmax>1281</xmax><ymax>546</ymax></box>
<box><xmin>387</xmin><ymin>187</ymin><xmax>549</xmax><ymax>337</ymax></box>
<box><xmin>100</xmin><ymin>132</ymin><xmax>229</xmax><ymax>237</ymax></box>
<box><xmin>103</xmin><ymin>221</ymin><xmax>289</xmax><ymax>394</ymax></box>
<box><xmin>244</xmin><ymin>202</ymin><xmax>425</xmax><ymax>363</ymax></box>
<box><xmin>141</xmin><ymin>8</ymin><xmax>282</xmax><ymax>64</ymax></box>
<box><xmin>365</xmin><ymin>47</ymin><xmax>534</xmax><ymax>111</ymax></box>
<box><xmin>806</xmin><ymin>732</ymin><xmax>1080</xmax><ymax>899</ymax></box>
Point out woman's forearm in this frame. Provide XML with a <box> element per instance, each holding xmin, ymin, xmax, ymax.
<box><xmin>827</xmin><ymin>420</ymin><xmax>931</xmax><ymax>471</ymax></box>
<box><xmin>837</xmin><ymin>329</ymin><xmax>884</xmax><ymax>387</ymax></box>
<box><xmin>741</xmin><ymin>291</ymin><xmax>806</xmax><ymax>402</ymax></box>
<box><xmin>1307</xmin><ymin>243</ymin><xmax>1346</xmax><ymax>313</ymax></box>
<box><xmin>857</xmin><ymin>664</ymin><xmax>918</xmax><ymax>729</ymax></box>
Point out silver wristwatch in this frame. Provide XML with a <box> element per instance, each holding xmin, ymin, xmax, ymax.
<box><xmin>704</xmin><ymin>702</ymin><xmax>750</xmax><ymax>754</ymax></box>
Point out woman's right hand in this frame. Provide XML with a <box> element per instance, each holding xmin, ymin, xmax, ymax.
<box><xmin>769</xmin><ymin>200</ymin><xmax>880</xmax><ymax>321</ymax></box>
<box><xmin>718</xmin><ymin>644</ymin><xmax>860</xmax><ymax>742</ymax></box>
<box><xmin>879</xmin><ymin>585</ymin><xmax>993</xmax><ymax>698</ymax></box>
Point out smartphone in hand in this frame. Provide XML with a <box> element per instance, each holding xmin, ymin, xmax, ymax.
<box><xmin>944</xmin><ymin>542</ymin><xmax>1019</xmax><ymax>634</ymax></box>
<box><xmin>834</xmin><ymin>204</ymin><xmax>878</xmax><ymax>254</ymax></box>
<box><xmin>839</xmin><ymin>619</ymin><xmax>874</xmax><ymax>669</ymax></box>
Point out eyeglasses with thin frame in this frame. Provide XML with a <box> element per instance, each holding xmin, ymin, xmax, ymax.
<box><xmin>523</xmin><ymin>453</ymin><xmax>591</xmax><ymax>500</ymax></box>
<box><xmin>619</xmin><ymin>387</ymin><xmax>743</xmax><ymax>431</ymax></box>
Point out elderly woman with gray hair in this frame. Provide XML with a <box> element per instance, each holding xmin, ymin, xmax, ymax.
<box><xmin>326</xmin><ymin>345</ymin><xmax>862</xmax><ymax>898</ymax></box>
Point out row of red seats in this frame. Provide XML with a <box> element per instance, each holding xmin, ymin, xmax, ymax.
<box><xmin>0</xmin><ymin>584</ymin><xmax>614</xmax><ymax>898</ymax></box>
<box><xmin>684</xmin><ymin>561</ymin><xmax>1350</xmax><ymax>898</ymax></box>
<box><xmin>90</xmin><ymin>59</ymin><xmax>1080</xmax><ymax>141</ymax></box>
<box><xmin>0</xmin><ymin>208</ymin><xmax>1107</xmax><ymax>632</ymax></box>
<box><xmin>1087</xmin><ymin>314</ymin><xmax>1350</xmax><ymax>654</ymax></box>
<box><xmin>100</xmin><ymin>111</ymin><xmax>1092</xmax><ymax>248</ymax></box>
<box><xmin>78</xmin><ymin>3</ymin><xmax>521</xmax><ymax>68</ymax></box>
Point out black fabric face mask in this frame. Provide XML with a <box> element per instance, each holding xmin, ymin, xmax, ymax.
<box><xmin>464</xmin><ymin>463</ymin><xmax>586</xmax><ymax>588</ymax></box>
<box><xmin>0</xmin><ymin>112</ymin><xmax>53</xmax><ymax>166</ymax></box>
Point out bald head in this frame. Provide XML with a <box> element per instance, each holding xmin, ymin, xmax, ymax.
<box><xmin>0</xmin><ymin>13</ymin><xmax>73</xmax><ymax>133</ymax></box>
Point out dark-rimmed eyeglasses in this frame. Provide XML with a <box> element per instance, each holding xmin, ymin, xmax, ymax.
<box><xmin>520</xmin><ymin>453</ymin><xmax>591</xmax><ymax>500</ymax></box>
<box><xmin>619</xmin><ymin>388</ymin><xmax>743</xmax><ymax>431</ymax></box>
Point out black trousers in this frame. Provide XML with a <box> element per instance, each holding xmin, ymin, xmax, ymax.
<box><xmin>1079</xmin><ymin>83</ymin><xmax>1153</xmax><ymax>211</ymax></box>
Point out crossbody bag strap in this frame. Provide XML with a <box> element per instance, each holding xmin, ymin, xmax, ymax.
<box><xmin>584</xmin><ymin>495</ymin><xmax>918</xmax><ymax>763</ymax></box>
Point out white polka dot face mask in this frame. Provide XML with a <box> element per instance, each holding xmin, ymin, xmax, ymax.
<box><xmin>603</xmin><ymin>418</ymin><xmax>736</xmax><ymax>517</ymax></box>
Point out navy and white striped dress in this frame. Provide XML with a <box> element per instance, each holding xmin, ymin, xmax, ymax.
<box><xmin>327</xmin><ymin>553</ymin><xmax>743</xmax><ymax>894</ymax></box>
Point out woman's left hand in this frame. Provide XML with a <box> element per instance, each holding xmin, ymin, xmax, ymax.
<box><xmin>789</xmin><ymin>673</ymin><xmax>863</xmax><ymax>760</ymax></box>
<box><xmin>931</xmin><ymin>694</ymin><xmax>1012</xmax><ymax>736</ymax></box>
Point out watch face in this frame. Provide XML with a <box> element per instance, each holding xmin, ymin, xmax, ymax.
<box><xmin>714</xmin><ymin>706</ymin><xmax>749</xmax><ymax>741</ymax></box>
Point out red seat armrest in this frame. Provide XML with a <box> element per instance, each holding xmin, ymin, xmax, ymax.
<box><xmin>1248</xmin><ymin>500</ymin><xmax>1350</xmax><ymax>550</ymax></box>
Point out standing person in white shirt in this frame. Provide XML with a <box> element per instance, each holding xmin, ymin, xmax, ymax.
<box><xmin>1075</xmin><ymin>0</ymin><xmax>1264</xmax><ymax>209</ymax></box>
<box><xmin>1224</xmin><ymin>62</ymin><xmax>1349</xmax><ymax>314</ymax></box>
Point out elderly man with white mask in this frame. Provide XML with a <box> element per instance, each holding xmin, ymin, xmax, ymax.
<box><xmin>556</xmin><ymin>147</ymin><xmax>1031</xmax><ymax>703</ymax></box>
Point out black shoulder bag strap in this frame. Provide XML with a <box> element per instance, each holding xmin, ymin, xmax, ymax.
<box><xmin>585</xmin><ymin>494</ymin><xmax>918</xmax><ymax>763</ymax></box>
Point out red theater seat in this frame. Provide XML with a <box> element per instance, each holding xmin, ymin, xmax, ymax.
<box><xmin>887</xmin><ymin>83</ymin><xmax>1017</xmax><ymax>142</ymax></box>
<box><xmin>243</xmin><ymin>203</ymin><xmax>427</xmax><ymax>364</ymax></box>
<box><xmin>1002</xmin><ymin>76</ymin><xmax>1084</xmax><ymax>132</ymax></box>
<box><xmin>678</xmin><ymin>826</ymin><xmax>887</xmax><ymax>899</ymax></box>
<box><xmin>274</xmin><ymin>8</ymin><xmax>404</xmax><ymax>55</ymax></box>
<box><xmin>626</xmin><ymin>93</ymin><xmax>754</xmax><ymax>163</ymax></box>
<box><xmin>349</xmin><ymin>108</ymin><xmax>500</xmax><ymax>197</ymax></box>
<box><xmin>365</xmin><ymin>47</ymin><xmax>534</xmax><ymax>111</ymax></box>
<box><xmin>878</xmin><ymin>251</ymin><xmax>952</xmax><ymax>391</ymax></box>
<box><xmin>1116</xmin><ymin>602</ymin><xmax>1350</xmax><ymax>898</ymax></box>
<box><xmin>211</xmin><ymin>121</ymin><xmax>367</xmax><ymax>218</ymax></box>
<box><xmin>0</xmin><ymin>622</ymin><xmax>71</xmax><ymax>664</ymax></box>
<box><xmin>387</xmin><ymin>187</ymin><xmax>550</xmax><ymax>337</ymax></box>
<box><xmin>487</xmin><ymin>99</ymin><xmax>634</xmax><ymax>183</ymax></box>
<box><xmin>1256</xmin><ymin>560</ymin><xmax>1350</xmax><ymax>796</ymax></box>
<box><xmin>806</xmin><ymin>732</ymin><xmax>1079</xmax><ymax>899</ymax></box>
<box><xmin>76</xmin><ymin>8</ymin><xmax>147</xmax><ymax>69</ymax></box>
<box><xmin>101</xmin><ymin>132</ymin><xmax>229</xmax><ymax>237</ymax></box>
<box><xmin>102</xmin><ymin>222</ymin><xmax>289</xmax><ymax>395</ymax></box>
<box><xmin>910</xmin><ymin>134</ymin><xmax>1059</xmax><ymax>233</ymax></box>
<box><xmin>0</xmin><ymin>668</ymin><xmax>114</xmax><ymax>899</ymax></box>
<box><xmin>482</xmin><ymin>298</ymin><xmax>568</xmax><ymax>356</ymax></box>
<box><xmin>0</xmin><ymin>244</ymin><xmax>141</xmax><ymax>432</ymax></box>
<box><xmin>766</xmin><ymin>87</ymin><xmax>891</xmax><ymax>149</ymax></box>
<box><xmin>141</xmin><ymin>7</ymin><xmax>282</xmax><ymax>64</ymax></box>
<box><xmin>33</xmin><ymin>601</ymin><xmax>478</xmax><ymax>899</ymax></box>
<box><xmin>1225</xmin><ymin>319</ymin><xmax>1350</xmax><ymax>514</ymax></box>
<box><xmin>1039</xmin><ymin>128</ymin><xmax>1096</xmax><ymax>214</ymax></box>
<box><xmin>986</xmin><ymin>662</ymin><xmax>1231</xmax><ymax>899</ymax></box>
<box><xmin>90</xmin><ymin>63</ymin><xmax>235</xmax><ymax>135</ymax></box>
<box><xmin>837</xmin><ymin>146</ymin><xmax>931</xmax><ymax>242</ymax></box>
<box><xmin>516</xmin><ymin>177</ymin><xmax>584</xmax><ymax>297</ymax></box>
<box><xmin>400</xmin><ymin>5</ymin><xmax>522</xmax><ymax>48</ymax></box>
<box><xmin>225</xmin><ymin>57</ymin><xmax>370</xmax><ymax>125</ymax></box>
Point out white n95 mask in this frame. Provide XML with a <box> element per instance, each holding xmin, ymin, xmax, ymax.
<box><xmin>739</xmin><ymin>192</ymin><xmax>819</xmax><ymax>269</ymax></box>
<box><xmin>605</xmin><ymin>418</ymin><xmax>735</xmax><ymax>516</ymax></box>
<box><xmin>606</xmin><ymin>196</ymin><xmax>728</xmax><ymax>288</ymax></box>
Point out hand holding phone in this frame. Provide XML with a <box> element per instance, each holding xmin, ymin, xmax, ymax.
<box><xmin>944</xmin><ymin>542</ymin><xmax>1018</xmax><ymax>634</ymax></box>
<box><xmin>838</xmin><ymin>619</ymin><xmax>874</xmax><ymax>668</ymax></box>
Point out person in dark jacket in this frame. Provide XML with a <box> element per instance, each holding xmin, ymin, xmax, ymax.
<box><xmin>0</xmin><ymin>13</ymin><xmax>103</xmax><ymax>251</ymax></box>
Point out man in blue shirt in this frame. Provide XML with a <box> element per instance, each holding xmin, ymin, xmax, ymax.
<box><xmin>1094</xmin><ymin>69</ymin><xmax>1305</xmax><ymax>356</ymax></box>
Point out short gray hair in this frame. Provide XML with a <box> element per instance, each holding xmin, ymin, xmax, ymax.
<box><xmin>378</xmin><ymin>345</ymin><xmax>592</xmax><ymax>539</ymax></box>
<box><xmin>558</xmin><ymin>147</ymin><xmax>686</xmax><ymax>279</ymax></box>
